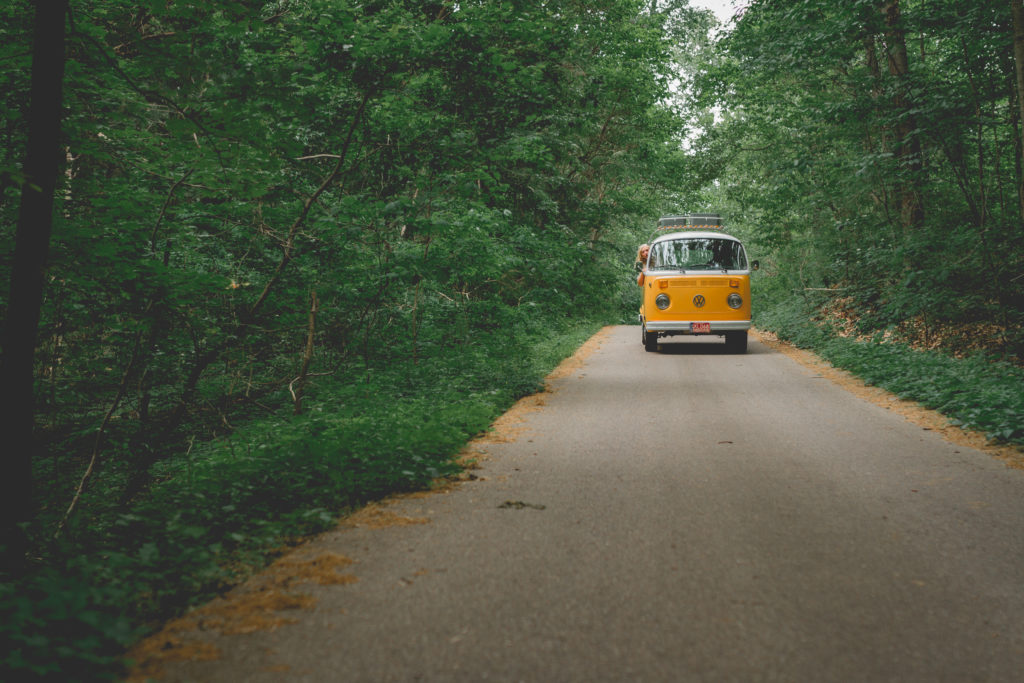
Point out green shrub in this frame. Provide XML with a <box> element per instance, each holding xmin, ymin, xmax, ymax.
<box><xmin>755</xmin><ymin>297</ymin><xmax>1024</xmax><ymax>446</ymax></box>
<box><xmin>2</xmin><ymin>317</ymin><xmax>604</xmax><ymax>681</ymax></box>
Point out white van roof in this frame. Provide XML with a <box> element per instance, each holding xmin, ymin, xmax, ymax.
<box><xmin>652</xmin><ymin>231</ymin><xmax>743</xmax><ymax>243</ymax></box>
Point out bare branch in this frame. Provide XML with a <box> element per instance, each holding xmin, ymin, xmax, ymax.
<box><xmin>54</xmin><ymin>335</ymin><xmax>140</xmax><ymax>539</ymax></box>
<box><xmin>247</xmin><ymin>93</ymin><xmax>370</xmax><ymax>320</ymax></box>
<box><xmin>294</xmin><ymin>154</ymin><xmax>344</xmax><ymax>161</ymax></box>
<box><xmin>292</xmin><ymin>290</ymin><xmax>318</xmax><ymax>415</ymax></box>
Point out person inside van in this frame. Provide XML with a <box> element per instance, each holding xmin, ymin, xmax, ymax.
<box><xmin>634</xmin><ymin>243</ymin><xmax>649</xmax><ymax>272</ymax></box>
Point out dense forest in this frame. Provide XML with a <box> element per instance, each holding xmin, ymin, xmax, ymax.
<box><xmin>694</xmin><ymin>0</ymin><xmax>1024</xmax><ymax>356</ymax></box>
<box><xmin>1</xmin><ymin>0</ymin><xmax>1022</xmax><ymax>679</ymax></box>
<box><xmin>690</xmin><ymin>0</ymin><xmax>1024</xmax><ymax>447</ymax></box>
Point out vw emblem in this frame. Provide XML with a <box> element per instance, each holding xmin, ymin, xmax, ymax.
<box><xmin>693</xmin><ymin>295</ymin><xmax>706</xmax><ymax>308</ymax></box>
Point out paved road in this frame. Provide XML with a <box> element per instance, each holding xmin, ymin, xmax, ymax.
<box><xmin>157</xmin><ymin>327</ymin><xmax>1024</xmax><ymax>682</ymax></box>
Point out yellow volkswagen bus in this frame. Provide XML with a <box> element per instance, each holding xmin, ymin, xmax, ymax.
<box><xmin>638</xmin><ymin>214</ymin><xmax>757</xmax><ymax>353</ymax></box>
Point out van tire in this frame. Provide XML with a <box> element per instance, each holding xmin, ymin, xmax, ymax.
<box><xmin>642</xmin><ymin>326</ymin><xmax>658</xmax><ymax>352</ymax></box>
<box><xmin>725</xmin><ymin>331</ymin><xmax>748</xmax><ymax>354</ymax></box>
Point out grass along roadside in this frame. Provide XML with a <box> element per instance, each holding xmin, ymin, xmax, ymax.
<box><xmin>124</xmin><ymin>325</ymin><xmax>616</xmax><ymax>680</ymax></box>
<box><xmin>753</xmin><ymin>299</ymin><xmax>1024</xmax><ymax>457</ymax></box>
<box><xmin>2</xmin><ymin>317</ymin><xmax>607</xmax><ymax>682</ymax></box>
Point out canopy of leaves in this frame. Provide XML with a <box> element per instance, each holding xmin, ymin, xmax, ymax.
<box><xmin>0</xmin><ymin>0</ymin><xmax>712</xmax><ymax>679</ymax></box>
<box><xmin>689</xmin><ymin>0</ymin><xmax>1024</xmax><ymax>357</ymax></box>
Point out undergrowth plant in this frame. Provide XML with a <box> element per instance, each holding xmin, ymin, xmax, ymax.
<box><xmin>1</xmin><ymin>317</ymin><xmax>604</xmax><ymax>682</ymax></box>
<box><xmin>2</xmin><ymin>0</ymin><xmax>706</xmax><ymax>678</ymax></box>
<box><xmin>754</xmin><ymin>289</ymin><xmax>1024</xmax><ymax>447</ymax></box>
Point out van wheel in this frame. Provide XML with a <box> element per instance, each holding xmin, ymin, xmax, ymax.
<box><xmin>725</xmin><ymin>331</ymin><xmax>748</xmax><ymax>354</ymax></box>
<box><xmin>643</xmin><ymin>326</ymin><xmax>658</xmax><ymax>352</ymax></box>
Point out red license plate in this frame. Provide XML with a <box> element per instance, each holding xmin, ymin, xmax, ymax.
<box><xmin>691</xmin><ymin>322</ymin><xmax>711</xmax><ymax>333</ymax></box>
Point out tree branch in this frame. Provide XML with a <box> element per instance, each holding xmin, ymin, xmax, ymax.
<box><xmin>54</xmin><ymin>334</ymin><xmax>141</xmax><ymax>539</ymax></box>
<box><xmin>292</xmin><ymin>290</ymin><xmax>318</xmax><ymax>415</ymax></box>
<box><xmin>247</xmin><ymin>93</ymin><xmax>370</xmax><ymax>320</ymax></box>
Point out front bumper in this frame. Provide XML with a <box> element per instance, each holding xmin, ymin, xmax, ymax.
<box><xmin>642</xmin><ymin>319</ymin><xmax>751</xmax><ymax>334</ymax></box>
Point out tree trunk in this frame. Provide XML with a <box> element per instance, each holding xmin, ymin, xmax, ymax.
<box><xmin>1012</xmin><ymin>0</ymin><xmax>1024</xmax><ymax>219</ymax></box>
<box><xmin>0</xmin><ymin>0</ymin><xmax>69</xmax><ymax>572</ymax></box>
<box><xmin>882</xmin><ymin>0</ymin><xmax>925</xmax><ymax>232</ymax></box>
<box><xmin>863</xmin><ymin>33</ymin><xmax>896</xmax><ymax>224</ymax></box>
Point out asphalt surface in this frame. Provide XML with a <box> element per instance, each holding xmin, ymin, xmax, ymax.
<box><xmin>158</xmin><ymin>326</ymin><xmax>1024</xmax><ymax>682</ymax></box>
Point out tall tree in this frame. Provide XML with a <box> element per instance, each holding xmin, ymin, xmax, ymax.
<box><xmin>0</xmin><ymin>0</ymin><xmax>696</xmax><ymax>526</ymax></box>
<box><xmin>1012</xmin><ymin>0</ymin><xmax>1024</xmax><ymax>217</ymax></box>
<box><xmin>691</xmin><ymin>0</ymin><xmax>1023</xmax><ymax>353</ymax></box>
<box><xmin>1</xmin><ymin>0</ymin><xmax>69</xmax><ymax>571</ymax></box>
<box><xmin>881</xmin><ymin>0</ymin><xmax>924</xmax><ymax>231</ymax></box>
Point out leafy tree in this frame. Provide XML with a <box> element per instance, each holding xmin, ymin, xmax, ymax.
<box><xmin>692</xmin><ymin>0</ymin><xmax>1024</xmax><ymax>355</ymax></box>
<box><xmin>0</xmin><ymin>1</ymin><xmax>704</xmax><ymax>677</ymax></box>
<box><xmin>1</xmin><ymin>0</ymin><xmax>69</xmax><ymax>573</ymax></box>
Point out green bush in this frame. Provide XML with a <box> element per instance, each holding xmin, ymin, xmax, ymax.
<box><xmin>1</xmin><ymin>317</ymin><xmax>605</xmax><ymax>681</ymax></box>
<box><xmin>1</xmin><ymin>562</ymin><xmax>137</xmax><ymax>682</ymax></box>
<box><xmin>755</xmin><ymin>296</ymin><xmax>1024</xmax><ymax>446</ymax></box>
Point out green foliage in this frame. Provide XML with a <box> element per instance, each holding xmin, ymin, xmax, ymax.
<box><xmin>754</xmin><ymin>295</ymin><xmax>1024</xmax><ymax>446</ymax></box>
<box><xmin>4</xmin><ymin>0</ymin><xmax>1020</xmax><ymax>677</ymax></box>
<box><xmin>2</xmin><ymin>0</ymin><xmax>701</xmax><ymax>678</ymax></box>
<box><xmin>0</xmin><ymin>563</ymin><xmax>137</xmax><ymax>682</ymax></box>
<box><xmin>689</xmin><ymin>0</ymin><xmax>1024</xmax><ymax>357</ymax></box>
<box><xmin>2</xmin><ymin>315</ymin><xmax>603</xmax><ymax>680</ymax></box>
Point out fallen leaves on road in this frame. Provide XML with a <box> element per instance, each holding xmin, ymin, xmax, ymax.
<box><xmin>753</xmin><ymin>328</ymin><xmax>1024</xmax><ymax>470</ymax></box>
<box><xmin>344</xmin><ymin>502</ymin><xmax>430</xmax><ymax>529</ymax></box>
<box><xmin>477</xmin><ymin>326</ymin><xmax>612</xmax><ymax>445</ymax></box>
<box><xmin>271</xmin><ymin>552</ymin><xmax>358</xmax><ymax>586</ymax></box>
<box><xmin>125</xmin><ymin>326</ymin><xmax>615</xmax><ymax>681</ymax></box>
<box><xmin>546</xmin><ymin>327</ymin><xmax>609</xmax><ymax>381</ymax></box>
<box><xmin>125</xmin><ymin>551</ymin><xmax>357</xmax><ymax>681</ymax></box>
<box><xmin>498</xmin><ymin>500</ymin><xmax>547</xmax><ymax>510</ymax></box>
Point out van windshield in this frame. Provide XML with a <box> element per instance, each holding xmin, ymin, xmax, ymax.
<box><xmin>647</xmin><ymin>238</ymin><xmax>748</xmax><ymax>272</ymax></box>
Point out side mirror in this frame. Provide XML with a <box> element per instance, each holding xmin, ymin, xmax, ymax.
<box><xmin>751</xmin><ymin>260</ymin><xmax>760</xmax><ymax>271</ymax></box>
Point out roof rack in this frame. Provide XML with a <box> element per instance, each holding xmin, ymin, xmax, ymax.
<box><xmin>657</xmin><ymin>213</ymin><xmax>723</xmax><ymax>230</ymax></box>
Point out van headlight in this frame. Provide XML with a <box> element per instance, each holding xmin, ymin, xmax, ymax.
<box><xmin>727</xmin><ymin>293</ymin><xmax>743</xmax><ymax>309</ymax></box>
<box><xmin>655</xmin><ymin>294</ymin><xmax>670</xmax><ymax>310</ymax></box>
